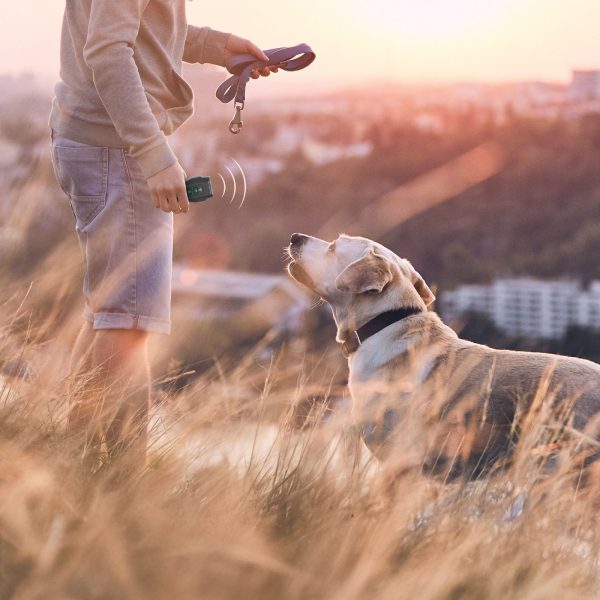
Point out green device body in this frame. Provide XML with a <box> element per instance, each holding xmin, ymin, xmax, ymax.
<box><xmin>185</xmin><ymin>176</ymin><xmax>213</xmax><ymax>202</ymax></box>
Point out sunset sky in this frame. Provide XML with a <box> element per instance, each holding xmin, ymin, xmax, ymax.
<box><xmin>2</xmin><ymin>0</ymin><xmax>599</xmax><ymax>93</ymax></box>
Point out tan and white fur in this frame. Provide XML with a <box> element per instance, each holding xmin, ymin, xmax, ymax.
<box><xmin>287</xmin><ymin>233</ymin><xmax>600</xmax><ymax>480</ymax></box>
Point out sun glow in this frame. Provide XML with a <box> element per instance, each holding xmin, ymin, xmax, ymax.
<box><xmin>2</xmin><ymin>0</ymin><xmax>600</xmax><ymax>89</ymax></box>
<box><xmin>358</xmin><ymin>0</ymin><xmax>510</xmax><ymax>39</ymax></box>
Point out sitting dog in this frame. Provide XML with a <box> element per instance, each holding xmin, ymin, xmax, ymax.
<box><xmin>287</xmin><ymin>233</ymin><xmax>600</xmax><ymax>480</ymax></box>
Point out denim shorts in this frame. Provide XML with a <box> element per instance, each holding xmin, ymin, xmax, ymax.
<box><xmin>51</xmin><ymin>133</ymin><xmax>173</xmax><ymax>334</ymax></box>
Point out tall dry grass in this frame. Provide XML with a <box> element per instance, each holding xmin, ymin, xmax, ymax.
<box><xmin>3</xmin><ymin>266</ymin><xmax>600</xmax><ymax>600</ymax></box>
<box><xmin>1</xmin><ymin>145</ymin><xmax>600</xmax><ymax>600</ymax></box>
<box><xmin>2</xmin><ymin>348</ymin><xmax>600</xmax><ymax>599</ymax></box>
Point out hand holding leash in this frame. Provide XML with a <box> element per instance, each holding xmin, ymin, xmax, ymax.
<box><xmin>216</xmin><ymin>44</ymin><xmax>316</xmax><ymax>134</ymax></box>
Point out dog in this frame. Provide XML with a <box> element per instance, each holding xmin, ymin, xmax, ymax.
<box><xmin>286</xmin><ymin>233</ymin><xmax>600</xmax><ymax>480</ymax></box>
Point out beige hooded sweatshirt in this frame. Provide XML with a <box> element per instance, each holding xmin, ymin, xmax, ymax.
<box><xmin>49</xmin><ymin>0</ymin><xmax>230</xmax><ymax>178</ymax></box>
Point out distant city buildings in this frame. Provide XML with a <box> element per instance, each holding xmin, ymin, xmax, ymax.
<box><xmin>171</xmin><ymin>264</ymin><xmax>312</xmax><ymax>332</ymax></box>
<box><xmin>3</xmin><ymin>69</ymin><xmax>600</xmax><ymax>200</ymax></box>
<box><xmin>569</xmin><ymin>70</ymin><xmax>600</xmax><ymax>102</ymax></box>
<box><xmin>441</xmin><ymin>278</ymin><xmax>600</xmax><ymax>339</ymax></box>
<box><xmin>171</xmin><ymin>269</ymin><xmax>600</xmax><ymax>342</ymax></box>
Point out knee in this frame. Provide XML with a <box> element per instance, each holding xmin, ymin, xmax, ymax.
<box><xmin>96</xmin><ymin>328</ymin><xmax>148</xmax><ymax>344</ymax></box>
<box><xmin>94</xmin><ymin>329</ymin><xmax>148</xmax><ymax>362</ymax></box>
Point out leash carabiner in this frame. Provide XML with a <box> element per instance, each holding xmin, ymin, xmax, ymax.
<box><xmin>216</xmin><ymin>44</ymin><xmax>316</xmax><ymax>134</ymax></box>
<box><xmin>229</xmin><ymin>101</ymin><xmax>244</xmax><ymax>134</ymax></box>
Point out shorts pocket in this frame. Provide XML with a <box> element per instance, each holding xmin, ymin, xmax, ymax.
<box><xmin>53</xmin><ymin>145</ymin><xmax>108</xmax><ymax>228</ymax></box>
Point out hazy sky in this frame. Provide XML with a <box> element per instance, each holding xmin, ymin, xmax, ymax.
<box><xmin>2</xmin><ymin>0</ymin><xmax>599</xmax><ymax>91</ymax></box>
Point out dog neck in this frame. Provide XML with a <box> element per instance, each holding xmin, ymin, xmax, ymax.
<box><xmin>342</xmin><ymin>306</ymin><xmax>423</xmax><ymax>357</ymax></box>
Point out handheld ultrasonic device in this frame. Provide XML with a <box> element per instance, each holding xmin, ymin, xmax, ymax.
<box><xmin>185</xmin><ymin>176</ymin><xmax>213</xmax><ymax>203</ymax></box>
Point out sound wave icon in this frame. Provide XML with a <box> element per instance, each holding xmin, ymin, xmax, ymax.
<box><xmin>216</xmin><ymin>158</ymin><xmax>247</xmax><ymax>209</ymax></box>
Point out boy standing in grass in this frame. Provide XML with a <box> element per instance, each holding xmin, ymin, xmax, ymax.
<box><xmin>50</xmin><ymin>0</ymin><xmax>274</xmax><ymax>473</ymax></box>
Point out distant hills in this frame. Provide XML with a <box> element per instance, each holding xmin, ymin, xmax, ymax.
<box><xmin>381</xmin><ymin>115</ymin><xmax>600</xmax><ymax>289</ymax></box>
<box><xmin>183</xmin><ymin>113</ymin><xmax>600</xmax><ymax>291</ymax></box>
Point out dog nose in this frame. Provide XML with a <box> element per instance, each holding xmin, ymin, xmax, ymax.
<box><xmin>290</xmin><ymin>233</ymin><xmax>307</xmax><ymax>247</ymax></box>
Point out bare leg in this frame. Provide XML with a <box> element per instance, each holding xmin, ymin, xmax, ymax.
<box><xmin>94</xmin><ymin>329</ymin><xmax>151</xmax><ymax>475</ymax></box>
<box><xmin>66</xmin><ymin>324</ymin><xmax>151</xmax><ymax>475</ymax></box>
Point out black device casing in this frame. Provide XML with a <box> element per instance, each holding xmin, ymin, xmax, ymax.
<box><xmin>185</xmin><ymin>176</ymin><xmax>213</xmax><ymax>202</ymax></box>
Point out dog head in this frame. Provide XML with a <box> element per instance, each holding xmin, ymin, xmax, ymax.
<box><xmin>286</xmin><ymin>233</ymin><xmax>435</xmax><ymax>347</ymax></box>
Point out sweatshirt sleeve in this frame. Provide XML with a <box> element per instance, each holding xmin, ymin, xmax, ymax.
<box><xmin>83</xmin><ymin>0</ymin><xmax>177</xmax><ymax>179</ymax></box>
<box><xmin>184</xmin><ymin>26</ymin><xmax>230</xmax><ymax>67</ymax></box>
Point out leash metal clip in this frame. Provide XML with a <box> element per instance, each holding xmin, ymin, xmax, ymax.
<box><xmin>217</xmin><ymin>44</ymin><xmax>315</xmax><ymax>134</ymax></box>
<box><xmin>229</xmin><ymin>101</ymin><xmax>244</xmax><ymax>134</ymax></box>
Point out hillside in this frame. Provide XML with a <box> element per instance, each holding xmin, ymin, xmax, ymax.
<box><xmin>384</xmin><ymin>115</ymin><xmax>600</xmax><ymax>288</ymax></box>
<box><xmin>178</xmin><ymin>114</ymin><xmax>600</xmax><ymax>290</ymax></box>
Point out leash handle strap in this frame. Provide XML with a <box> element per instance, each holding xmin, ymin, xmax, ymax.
<box><xmin>215</xmin><ymin>44</ymin><xmax>316</xmax><ymax>132</ymax></box>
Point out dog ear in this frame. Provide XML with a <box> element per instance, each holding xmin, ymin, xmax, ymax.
<box><xmin>335</xmin><ymin>250</ymin><xmax>393</xmax><ymax>295</ymax></box>
<box><xmin>406</xmin><ymin>262</ymin><xmax>436</xmax><ymax>306</ymax></box>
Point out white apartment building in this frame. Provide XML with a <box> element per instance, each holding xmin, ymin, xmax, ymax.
<box><xmin>568</xmin><ymin>70</ymin><xmax>600</xmax><ymax>102</ymax></box>
<box><xmin>441</xmin><ymin>278</ymin><xmax>600</xmax><ymax>339</ymax></box>
<box><xmin>171</xmin><ymin>265</ymin><xmax>312</xmax><ymax>330</ymax></box>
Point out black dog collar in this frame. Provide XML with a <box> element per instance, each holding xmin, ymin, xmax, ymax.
<box><xmin>342</xmin><ymin>306</ymin><xmax>423</xmax><ymax>357</ymax></box>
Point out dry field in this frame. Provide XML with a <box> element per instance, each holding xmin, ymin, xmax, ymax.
<box><xmin>2</xmin><ymin>153</ymin><xmax>600</xmax><ymax>600</ymax></box>
<box><xmin>2</xmin><ymin>262</ymin><xmax>600</xmax><ymax>600</ymax></box>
